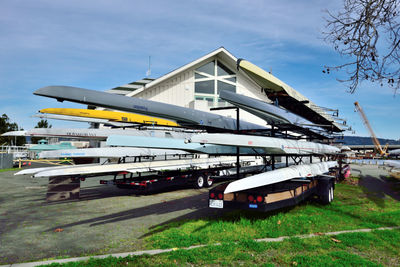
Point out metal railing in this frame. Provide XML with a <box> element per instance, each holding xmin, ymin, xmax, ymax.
<box><xmin>0</xmin><ymin>145</ymin><xmax>32</xmax><ymax>159</ymax></box>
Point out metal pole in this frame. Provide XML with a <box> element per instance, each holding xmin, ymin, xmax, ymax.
<box><xmin>209</xmin><ymin>105</ymin><xmax>241</xmax><ymax>180</ymax></box>
<box><xmin>236</xmin><ymin>107</ymin><xmax>240</xmax><ymax>180</ymax></box>
<box><xmin>271</xmin><ymin>155</ymin><xmax>275</xmax><ymax>170</ymax></box>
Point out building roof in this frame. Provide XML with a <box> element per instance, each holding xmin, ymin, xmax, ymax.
<box><xmin>107</xmin><ymin>78</ymin><xmax>155</xmax><ymax>95</ymax></box>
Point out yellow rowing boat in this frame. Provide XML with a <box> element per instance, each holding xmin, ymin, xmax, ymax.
<box><xmin>40</xmin><ymin>108</ymin><xmax>179</xmax><ymax>127</ymax></box>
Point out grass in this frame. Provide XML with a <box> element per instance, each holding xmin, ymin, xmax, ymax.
<box><xmin>0</xmin><ymin>167</ymin><xmax>20</xmax><ymax>172</ymax></box>
<box><xmin>40</xmin><ymin>229</ymin><xmax>400</xmax><ymax>266</ymax></box>
<box><xmin>142</xmin><ymin>182</ymin><xmax>400</xmax><ymax>249</ymax></box>
<box><xmin>38</xmin><ymin>178</ymin><xmax>400</xmax><ymax>266</ymax></box>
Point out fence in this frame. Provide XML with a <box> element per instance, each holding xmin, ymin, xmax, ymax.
<box><xmin>0</xmin><ymin>153</ymin><xmax>13</xmax><ymax>169</ymax></box>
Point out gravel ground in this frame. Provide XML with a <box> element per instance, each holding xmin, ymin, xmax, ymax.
<box><xmin>0</xmin><ymin>168</ymin><xmax>225</xmax><ymax>264</ymax></box>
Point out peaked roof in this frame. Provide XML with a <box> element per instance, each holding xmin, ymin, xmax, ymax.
<box><xmin>125</xmin><ymin>47</ymin><xmax>237</xmax><ymax>97</ymax></box>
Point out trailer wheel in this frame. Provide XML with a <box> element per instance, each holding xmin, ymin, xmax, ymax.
<box><xmin>193</xmin><ymin>174</ymin><xmax>205</xmax><ymax>189</ymax></box>
<box><xmin>205</xmin><ymin>175</ymin><xmax>213</xmax><ymax>188</ymax></box>
<box><xmin>319</xmin><ymin>181</ymin><xmax>334</xmax><ymax>205</ymax></box>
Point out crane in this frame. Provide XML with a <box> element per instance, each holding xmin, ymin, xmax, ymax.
<box><xmin>354</xmin><ymin>101</ymin><xmax>387</xmax><ymax>156</ymax></box>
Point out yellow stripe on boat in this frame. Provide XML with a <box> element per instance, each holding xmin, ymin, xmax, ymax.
<box><xmin>40</xmin><ymin>108</ymin><xmax>179</xmax><ymax>127</ymax></box>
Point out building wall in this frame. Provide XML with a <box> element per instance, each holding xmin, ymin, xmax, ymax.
<box><xmin>143</xmin><ymin>69</ymin><xmax>194</xmax><ymax>108</ymax></box>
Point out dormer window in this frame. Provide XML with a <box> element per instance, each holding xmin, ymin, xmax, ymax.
<box><xmin>194</xmin><ymin>59</ymin><xmax>236</xmax><ymax>107</ymax></box>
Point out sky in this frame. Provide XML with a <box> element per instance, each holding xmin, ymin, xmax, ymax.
<box><xmin>0</xmin><ymin>0</ymin><xmax>399</xmax><ymax>140</ymax></box>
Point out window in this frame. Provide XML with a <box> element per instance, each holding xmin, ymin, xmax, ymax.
<box><xmin>196</xmin><ymin>61</ymin><xmax>215</xmax><ymax>75</ymax></box>
<box><xmin>217</xmin><ymin>61</ymin><xmax>234</xmax><ymax>76</ymax></box>
<box><xmin>217</xmin><ymin>81</ymin><xmax>235</xmax><ymax>94</ymax></box>
<box><xmin>195</xmin><ymin>73</ymin><xmax>208</xmax><ymax>79</ymax></box>
<box><xmin>195</xmin><ymin>80</ymin><xmax>214</xmax><ymax>94</ymax></box>
<box><xmin>195</xmin><ymin>96</ymin><xmax>214</xmax><ymax>107</ymax></box>
<box><xmin>194</xmin><ymin>59</ymin><xmax>236</xmax><ymax>108</ymax></box>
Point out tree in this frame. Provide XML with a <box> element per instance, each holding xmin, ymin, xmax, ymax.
<box><xmin>0</xmin><ymin>114</ymin><xmax>11</xmax><ymax>134</ymax></box>
<box><xmin>31</xmin><ymin>119</ymin><xmax>52</xmax><ymax>144</ymax></box>
<box><xmin>0</xmin><ymin>114</ymin><xmax>26</xmax><ymax>146</ymax></box>
<box><xmin>324</xmin><ymin>0</ymin><xmax>400</xmax><ymax>93</ymax></box>
<box><xmin>35</xmin><ymin>119</ymin><xmax>52</xmax><ymax>129</ymax></box>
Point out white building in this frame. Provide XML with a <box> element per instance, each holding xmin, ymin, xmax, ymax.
<box><xmin>102</xmin><ymin>47</ymin><xmax>343</xmax><ymax>136</ymax></box>
<box><xmin>106</xmin><ymin>47</ymin><xmax>272</xmax><ymax>127</ymax></box>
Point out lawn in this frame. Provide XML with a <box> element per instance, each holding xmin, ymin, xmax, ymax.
<box><xmin>40</xmin><ymin>178</ymin><xmax>400</xmax><ymax>266</ymax></box>
<box><xmin>0</xmin><ymin>167</ymin><xmax>20</xmax><ymax>172</ymax></box>
<box><xmin>143</xmin><ymin>181</ymin><xmax>400</xmax><ymax>249</ymax></box>
<box><xmin>41</xmin><ymin>229</ymin><xmax>400</xmax><ymax>266</ymax></box>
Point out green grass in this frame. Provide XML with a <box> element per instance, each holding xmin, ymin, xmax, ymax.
<box><xmin>143</xmin><ymin>182</ymin><xmax>400</xmax><ymax>249</ymax></box>
<box><xmin>40</xmin><ymin>229</ymin><xmax>400</xmax><ymax>266</ymax></box>
<box><xmin>0</xmin><ymin>167</ymin><xmax>20</xmax><ymax>172</ymax></box>
<box><xmin>38</xmin><ymin>180</ymin><xmax>400</xmax><ymax>266</ymax></box>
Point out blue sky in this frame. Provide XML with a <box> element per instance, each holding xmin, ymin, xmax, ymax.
<box><xmin>1</xmin><ymin>0</ymin><xmax>399</xmax><ymax>139</ymax></box>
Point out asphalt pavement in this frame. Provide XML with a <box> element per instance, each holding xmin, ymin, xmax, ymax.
<box><xmin>0</xmin><ymin>168</ymin><xmax>225</xmax><ymax>264</ymax></box>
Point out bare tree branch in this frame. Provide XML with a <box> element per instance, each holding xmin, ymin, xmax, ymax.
<box><xmin>324</xmin><ymin>0</ymin><xmax>400</xmax><ymax>93</ymax></box>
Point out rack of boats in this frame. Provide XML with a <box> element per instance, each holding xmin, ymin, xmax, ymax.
<box><xmin>7</xmin><ymin>58</ymin><xmax>375</xmax><ymax>210</ymax></box>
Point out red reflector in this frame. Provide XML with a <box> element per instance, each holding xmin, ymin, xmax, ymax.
<box><xmin>256</xmin><ymin>196</ymin><xmax>263</xmax><ymax>203</ymax></box>
<box><xmin>210</xmin><ymin>192</ymin><xmax>215</xmax><ymax>199</ymax></box>
<box><xmin>80</xmin><ymin>178</ymin><xmax>85</xmax><ymax>181</ymax></box>
<box><xmin>248</xmin><ymin>195</ymin><xmax>254</xmax><ymax>202</ymax></box>
<box><xmin>218</xmin><ymin>193</ymin><xmax>223</xmax><ymax>200</ymax></box>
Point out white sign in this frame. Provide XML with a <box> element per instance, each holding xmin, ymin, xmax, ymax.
<box><xmin>209</xmin><ymin>199</ymin><xmax>223</xmax><ymax>209</ymax></box>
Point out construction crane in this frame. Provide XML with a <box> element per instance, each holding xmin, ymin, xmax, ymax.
<box><xmin>354</xmin><ymin>101</ymin><xmax>387</xmax><ymax>156</ymax></box>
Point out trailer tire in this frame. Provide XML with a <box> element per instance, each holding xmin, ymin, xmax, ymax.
<box><xmin>319</xmin><ymin>181</ymin><xmax>334</xmax><ymax>205</ymax></box>
<box><xmin>205</xmin><ymin>174</ymin><xmax>213</xmax><ymax>188</ymax></box>
<box><xmin>193</xmin><ymin>174</ymin><xmax>205</xmax><ymax>189</ymax></box>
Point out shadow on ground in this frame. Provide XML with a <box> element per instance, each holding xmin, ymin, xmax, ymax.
<box><xmin>46</xmin><ymin>191</ymin><xmax>213</xmax><ymax>231</ymax></box>
<box><xmin>358</xmin><ymin>174</ymin><xmax>400</xmax><ymax>207</ymax></box>
<box><xmin>140</xmin><ymin>203</ymin><xmax>296</xmax><ymax>239</ymax></box>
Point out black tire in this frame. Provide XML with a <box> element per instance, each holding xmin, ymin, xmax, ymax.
<box><xmin>193</xmin><ymin>174</ymin><xmax>205</xmax><ymax>189</ymax></box>
<box><xmin>205</xmin><ymin>174</ymin><xmax>213</xmax><ymax>188</ymax></box>
<box><xmin>319</xmin><ymin>181</ymin><xmax>334</xmax><ymax>205</ymax></box>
